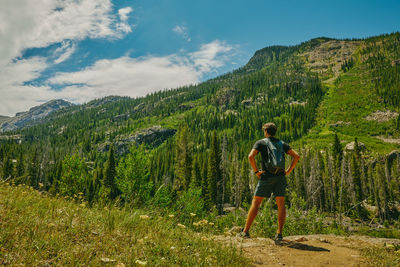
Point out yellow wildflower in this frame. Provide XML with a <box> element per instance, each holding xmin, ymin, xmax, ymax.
<box><xmin>177</xmin><ymin>223</ymin><xmax>186</xmax><ymax>228</ymax></box>
<box><xmin>135</xmin><ymin>260</ymin><xmax>147</xmax><ymax>266</ymax></box>
<box><xmin>140</xmin><ymin>215</ymin><xmax>149</xmax><ymax>220</ymax></box>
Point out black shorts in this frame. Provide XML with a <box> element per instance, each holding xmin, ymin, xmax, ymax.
<box><xmin>254</xmin><ymin>175</ymin><xmax>286</xmax><ymax>198</ymax></box>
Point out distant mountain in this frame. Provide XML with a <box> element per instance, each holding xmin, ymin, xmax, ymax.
<box><xmin>0</xmin><ymin>99</ymin><xmax>74</xmax><ymax>132</ymax></box>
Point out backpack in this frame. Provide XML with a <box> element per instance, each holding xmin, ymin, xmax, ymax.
<box><xmin>263</xmin><ymin>138</ymin><xmax>285</xmax><ymax>175</ymax></box>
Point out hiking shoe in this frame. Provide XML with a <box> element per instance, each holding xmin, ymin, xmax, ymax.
<box><xmin>274</xmin><ymin>233</ymin><xmax>283</xmax><ymax>242</ymax></box>
<box><xmin>237</xmin><ymin>229</ymin><xmax>250</xmax><ymax>239</ymax></box>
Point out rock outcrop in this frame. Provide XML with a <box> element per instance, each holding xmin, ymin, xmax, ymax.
<box><xmin>345</xmin><ymin>141</ymin><xmax>366</xmax><ymax>151</ymax></box>
<box><xmin>98</xmin><ymin>125</ymin><xmax>176</xmax><ymax>154</ymax></box>
<box><xmin>365</xmin><ymin>110</ymin><xmax>398</xmax><ymax>122</ymax></box>
<box><xmin>0</xmin><ymin>99</ymin><xmax>73</xmax><ymax>132</ymax></box>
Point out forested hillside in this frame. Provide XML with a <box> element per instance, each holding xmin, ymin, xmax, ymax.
<box><xmin>1</xmin><ymin>32</ymin><xmax>400</xmax><ymax>234</ymax></box>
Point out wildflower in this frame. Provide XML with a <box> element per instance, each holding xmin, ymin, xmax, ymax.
<box><xmin>140</xmin><ymin>215</ymin><xmax>149</xmax><ymax>220</ymax></box>
<box><xmin>168</xmin><ymin>214</ymin><xmax>175</xmax><ymax>218</ymax></box>
<box><xmin>101</xmin><ymin>257</ymin><xmax>116</xmax><ymax>263</ymax></box>
<box><xmin>170</xmin><ymin>246</ymin><xmax>176</xmax><ymax>250</ymax></box>
<box><xmin>135</xmin><ymin>260</ymin><xmax>147</xmax><ymax>265</ymax></box>
<box><xmin>38</xmin><ymin>183</ymin><xmax>44</xmax><ymax>188</ymax></box>
<box><xmin>80</xmin><ymin>203</ymin><xmax>86</xmax><ymax>207</ymax></box>
<box><xmin>196</xmin><ymin>219</ymin><xmax>209</xmax><ymax>226</ymax></box>
<box><xmin>209</xmin><ymin>222</ymin><xmax>214</xmax><ymax>226</ymax></box>
<box><xmin>193</xmin><ymin>222</ymin><xmax>199</xmax><ymax>227</ymax></box>
<box><xmin>177</xmin><ymin>223</ymin><xmax>186</xmax><ymax>229</ymax></box>
<box><xmin>190</xmin><ymin>213</ymin><xmax>196</xmax><ymax>217</ymax></box>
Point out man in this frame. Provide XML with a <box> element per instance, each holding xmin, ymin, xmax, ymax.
<box><xmin>239</xmin><ymin>122</ymin><xmax>300</xmax><ymax>241</ymax></box>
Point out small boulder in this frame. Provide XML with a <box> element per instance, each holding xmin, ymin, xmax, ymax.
<box><xmin>345</xmin><ymin>141</ymin><xmax>366</xmax><ymax>151</ymax></box>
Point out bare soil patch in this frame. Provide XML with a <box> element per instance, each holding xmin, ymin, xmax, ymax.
<box><xmin>214</xmin><ymin>234</ymin><xmax>400</xmax><ymax>267</ymax></box>
<box><xmin>365</xmin><ymin>110</ymin><xmax>398</xmax><ymax>122</ymax></box>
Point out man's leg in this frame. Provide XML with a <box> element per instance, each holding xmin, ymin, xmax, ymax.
<box><xmin>244</xmin><ymin>196</ymin><xmax>264</xmax><ymax>233</ymax></box>
<box><xmin>275</xmin><ymin>196</ymin><xmax>286</xmax><ymax>234</ymax></box>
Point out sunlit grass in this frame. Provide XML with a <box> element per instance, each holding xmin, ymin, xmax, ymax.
<box><xmin>0</xmin><ymin>182</ymin><xmax>249</xmax><ymax>266</ymax></box>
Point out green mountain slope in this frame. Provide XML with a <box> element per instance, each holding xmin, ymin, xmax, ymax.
<box><xmin>1</xmin><ymin>32</ymin><xmax>400</xmax><ymax>229</ymax></box>
<box><xmin>298</xmin><ymin>34</ymin><xmax>400</xmax><ymax>154</ymax></box>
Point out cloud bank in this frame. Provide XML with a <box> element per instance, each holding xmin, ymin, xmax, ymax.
<box><xmin>0</xmin><ymin>0</ymin><xmax>131</xmax><ymax>66</ymax></box>
<box><xmin>46</xmin><ymin>40</ymin><xmax>234</xmax><ymax>103</ymax></box>
<box><xmin>0</xmin><ymin>0</ymin><xmax>237</xmax><ymax>116</ymax></box>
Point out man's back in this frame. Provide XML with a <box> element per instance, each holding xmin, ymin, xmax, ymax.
<box><xmin>252</xmin><ymin>137</ymin><xmax>291</xmax><ymax>179</ymax></box>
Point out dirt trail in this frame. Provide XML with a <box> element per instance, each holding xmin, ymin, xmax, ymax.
<box><xmin>214</xmin><ymin>234</ymin><xmax>400</xmax><ymax>267</ymax></box>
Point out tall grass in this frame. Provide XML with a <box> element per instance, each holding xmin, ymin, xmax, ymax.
<box><xmin>0</xmin><ymin>182</ymin><xmax>249</xmax><ymax>266</ymax></box>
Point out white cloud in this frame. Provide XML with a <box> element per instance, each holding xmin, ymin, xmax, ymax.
<box><xmin>0</xmin><ymin>36</ymin><xmax>236</xmax><ymax>117</ymax></box>
<box><xmin>172</xmin><ymin>25</ymin><xmax>191</xmax><ymax>42</ymax></box>
<box><xmin>54</xmin><ymin>41</ymin><xmax>76</xmax><ymax>64</ymax></box>
<box><xmin>0</xmin><ymin>0</ymin><xmax>133</xmax><ymax>66</ymax></box>
<box><xmin>189</xmin><ymin>40</ymin><xmax>233</xmax><ymax>73</ymax></box>
<box><xmin>117</xmin><ymin>7</ymin><xmax>133</xmax><ymax>33</ymax></box>
<box><xmin>47</xmin><ymin>55</ymin><xmax>199</xmax><ymax>103</ymax></box>
<box><xmin>0</xmin><ymin>57</ymin><xmax>55</xmax><ymax>116</ymax></box>
<box><xmin>0</xmin><ymin>0</ymin><xmax>135</xmax><ymax>116</ymax></box>
<box><xmin>42</xmin><ymin>40</ymin><xmax>236</xmax><ymax>111</ymax></box>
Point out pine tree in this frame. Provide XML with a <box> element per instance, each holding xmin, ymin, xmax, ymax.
<box><xmin>2</xmin><ymin>157</ymin><xmax>13</xmax><ymax>180</ymax></box>
<box><xmin>332</xmin><ymin>134</ymin><xmax>342</xmax><ymax>211</ymax></box>
<box><xmin>174</xmin><ymin>125</ymin><xmax>192</xmax><ymax>193</ymax></box>
<box><xmin>240</xmin><ymin>158</ymin><xmax>251</xmax><ymax>206</ymax></box>
<box><xmin>220</xmin><ymin>134</ymin><xmax>229</xmax><ymax>204</ymax></box>
<box><xmin>325</xmin><ymin>151</ymin><xmax>335</xmax><ymax>212</ymax></box>
<box><xmin>28</xmin><ymin>149</ymin><xmax>40</xmax><ymax>188</ymax></box>
<box><xmin>201</xmin><ymin>156</ymin><xmax>211</xmax><ymax>208</ymax></box>
<box><xmin>351</xmin><ymin>138</ymin><xmax>364</xmax><ymax>218</ymax></box>
<box><xmin>191</xmin><ymin>155</ymin><xmax>201</xmax><ymax>187</ymax></box>
<box><xmin>207</xmin><ymin>131</ymin><xmax>222</xmax><ymax>213</ymax></box>
<box><xmin>317</xmin><ymin>151</ymin><xmax>326</xmax><ymax>211</ymax></box>
<box><xmin>351</xmin><ymin>155</ymin><xmax>364</xmax><ymax>216</ymax></box>
<box><xmin>16</xmin><ymin>151</ymin><xmax>25</xmax><ymax>177</ymax></box>
<box><xmin>376</xmin><ymin>162</ymin><xmax>389</xmax><ymax>221</ymax></box>
<box><xmin>101</xmin><ymin>145</ymin><xmax>120</xmax><ymax>201</ymax></box>
<box><xmin>332</xmin><ymin>133</ymin><xmax>343</xmax><ymax>164</ymax></box>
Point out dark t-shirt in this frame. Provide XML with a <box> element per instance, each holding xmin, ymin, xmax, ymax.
<box><xmin>252</xmin><ymin>137</ymin><xmax>291</xmax><ymax>178</ymax></box>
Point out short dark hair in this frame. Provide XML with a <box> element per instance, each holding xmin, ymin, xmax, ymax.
<box><xmin>262</xmin><ymin>122</ymin><xmax>277</xmax><ymax>136</ymax></box>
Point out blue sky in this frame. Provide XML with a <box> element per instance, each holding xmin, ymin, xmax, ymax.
<box><xmin>0</xmin><ymin>0</ymin><xmax>399</xmax><ymax>116</ymax></box>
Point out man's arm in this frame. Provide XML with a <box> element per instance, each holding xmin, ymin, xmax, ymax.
<box><xmin>285</xmin><ymin>149</ymin><xmax>300</xmax><ymax>176</ymax></box>
<box><xmin>248</xmin><ymin>149</ymin><xmax>265</xmax><ymax>178</ymax></box>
